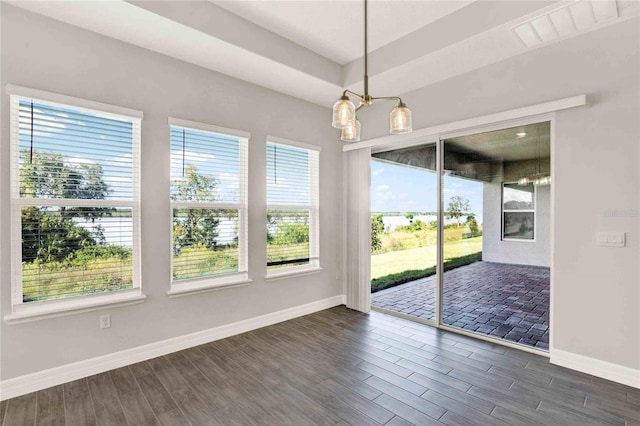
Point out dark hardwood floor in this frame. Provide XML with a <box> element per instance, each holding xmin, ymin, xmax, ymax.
<box><xmin>2</xmin><ymin>306</ymin><xmax>639</xmax><ymax>425</ymax></box>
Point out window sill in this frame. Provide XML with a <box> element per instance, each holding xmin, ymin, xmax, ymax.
<box><xmin>168</xmin><ymin>276</ymin><xmax>252</xmax><ymax>298</ymax></box>
<box><xmin>265</xmin><ymin>266</ymin><xmax>323</xmax><ymax>282</ymax></box>
<box><xmin>4</xmin><ymin>291</ymin><xmax>146</xmax><ymax>324</ymax></box>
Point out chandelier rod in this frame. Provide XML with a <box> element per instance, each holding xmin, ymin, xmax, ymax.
<box><xmin>364</xmin><ymin>0</ymin><xmax>369</xmax><ymax>98</ymax></box>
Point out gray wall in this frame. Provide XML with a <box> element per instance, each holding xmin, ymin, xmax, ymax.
<box><xmin>363</xmin><ymin>19</ymin><xmax>640</xmax><ymax>370</ymax></box>
<box><xmin>482</xmin><ymin>181</ymin><xmax>550</xmax><ymax>267</ymax></box>
<box><xmin>482</xmin><ymin>158</ymin><xmax>551</xmax><ymax>267</ymax></box>
<box><xmin>0</xmin><ymin>6</ymin><xmax>343</xmax><ymax>380</ymax></box>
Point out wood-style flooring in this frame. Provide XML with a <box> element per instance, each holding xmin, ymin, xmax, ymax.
<box><xmin>2</xmin><ymin>306</ymin><xmax>639</xmax><ymax>425</ymax></box>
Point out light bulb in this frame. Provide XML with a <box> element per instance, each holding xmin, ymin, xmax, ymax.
<box><xmin>518</xmin><ymin>177</ymin><xmax>530</xmax><ymax>185</ymax></box>
<box><xmin>332</xmin><ymin>96</ymin><xmax>355</xmax><ymax>129</ymax></box>
<box><xmin>389</xmin><ymin>103</ymin><xmax>412</xmax><ymax>134</ymax></box>
<box><xmin>340</xmin><ymin>119</ymin><xmax>361</xmax><ymax>142</ymax></box>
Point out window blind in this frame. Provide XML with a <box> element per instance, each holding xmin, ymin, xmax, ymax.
<box><xmin>266</xmin><ymin>141</ymin><xmax>319</xmax><ymax>270</ymax></box>
<box><xmin>10</xmin><ymin>95</ymin><xmax>140</xmax><ymax>304</ymax></box>
<box><xmin>170</xmin><ymin>125</ymin><xmax>248</xmax><ymax>284</ymax></box>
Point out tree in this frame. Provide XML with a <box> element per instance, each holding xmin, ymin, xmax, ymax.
<box><xmin>405</xmin><ymin>213</ymin><xmax>414</xmax><ymax>223</ymax></box>
<box><xmin>371</xmin><ymin>214</ymin><xmax>384</xmax><ymax>253</ymax></box>
<box><xmin>19</xmin><ymin>150</ymin><xmax>113</xmax><ymax>263</ymax></box>
<box><xmin>445</xmin><ymin>196</ymin><xmax>471</xmax><ymax>227</ymax></box>
<box><xmin>468</xmin><ymin>216</ymin><xmax>481</xmax><ymax>237</ymax></box>
<box><xmin>171</xmin><ymin>165</ymin><xmax>220</xmax><ymax>251</ymax></box>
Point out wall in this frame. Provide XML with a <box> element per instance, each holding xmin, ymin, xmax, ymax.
<box><xmin>363</xmin><ymin>18</ymin><xmax>640</xmax><ymax>373</ymax></box>
<box><xmin>482</xmin><ymin>159</ymin><xmax>551</xmax><ymax>267</ymax></box>
<box><xmin>0</xmin><ymin>5</ymin><xmax>342</xmax><ymax>382</ymax></box>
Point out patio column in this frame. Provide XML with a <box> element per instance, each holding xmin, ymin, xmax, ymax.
<box><xmin>345</xmin><ymin>147</ymin><xmax>371</xmax><ymax>313</ymax></box>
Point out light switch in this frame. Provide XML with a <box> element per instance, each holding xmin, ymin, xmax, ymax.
<box><xmin>597</xmin><ymin>232</ymin><xmax>625</xmax><ymax>247</ymax></box>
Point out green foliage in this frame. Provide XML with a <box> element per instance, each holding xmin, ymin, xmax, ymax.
<box><xmin>371</xmin><ymin>252</ymin><xmax>482</xmax><ymax>293</ymax></box>
<box><xmin>172</xmin><ymin>244</ymin><xmax>238</xmax><ymax>280</ymax></box>
<box><xmin>172</xmin><ymin>166</ymin><xmax>220</xmax><ymax>251</ymax></box>
<box><xmin>371</xmin><ymin>214</ymin><xmax>384</xmax><ymax>253</ymax></box>
<box><xmin>271</xmin><ymin>222</ymin><xmax>309</xmax><ymax>245</ymax></box>
<box><xmin>70</xmin><ymin>245</ymin><xmax>132</xmax><ymax>264</ymax></box>
<box><xmin>397</xmin><ymin>219</ymin><xmax>428</xmax><ymax>232</ymax></box>
<box><xmin>468</xmin><ymin>216</ymin><xmax>481</xmax><ymax>237</ymax></box>
<box><xmin>445</xmin><ymin>195</ymin><xmax>471</xmax><ymax>227</ymax></box>
<box><xmin>22</xmin><ymin>254</ymin><xmax>133</xmax><ymax>302</ymax></box>
<box><xmin>19</xmin><ymin>150</ymin><xmax>116</xmax><ymax>264</ymax></box>
<box><xmin>21</xmin><ymin>207</ymin><xmax>96</xmax><ymax>263</ymax></box>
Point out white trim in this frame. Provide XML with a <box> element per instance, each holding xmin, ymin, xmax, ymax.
<box><xmin>169</xmin><ymin>123</ymin><xmax>249</xmax><ymax>294</ymax></box>
<box><xmin>551</xmin><ymin>349</ymin><xmax>640</xmax><ymax>389</ymax></box>
<box><xmin>168</xmin><ymin>117</ymin><xmax>250</xmax><ymax>140</ymax></box>
<box><xmin>9</xmin><ymin>94</ymin><xmax>142</xmax><ymax>312</ymax></box>
<box><xmin>0</xmin><ymin>294</ymin><xmax>346</xmax><ymax>400</ymax></box>
<box><xmin>267</xmin><ymin>135</ymin><xmax>322</xmax><ymax>152</ymax></box>
<box><xmin>6</xmin><ymin>84</ymin><xmax>143</xmax><ymax>119</ymax></box>
<box><xmin>4</xmin><ymin>291</ymin><xmax>146</xmax><ymax>324</ymax></box>
<box><xmin>168</xmin><ymin>275</ymin><xmax>252</xmax><ymax>297</ymax></box>
<box><xmin>265</xmin><ymin>266</ymin><xmax>323</xmax><ymax>281</ymax></box>
<box><xmin>502</xmin><ymin>182</ymin><xmax>537</xmax><ymax>242</ymax></box>
<box><xmin>344</xmin><ymin>95</ymin><xmax>586</xmax><ymax>152</ymax></box>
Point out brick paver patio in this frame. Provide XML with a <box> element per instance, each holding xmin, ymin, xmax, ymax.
<box><xmin>371</xmin><ymin>261</ymin><xmax>550</xmax><ymax>350</ymax></box>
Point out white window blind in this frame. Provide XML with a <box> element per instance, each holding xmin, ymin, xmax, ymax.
<box><xmin>10</xmin><ymin>94</ymin><xmax>141</xmax><ymax>306</ymax></box>
<box><xmin>266</xmin><ymin>140</ymin><xmax>319</xmax><ymax>272</ymax></box>
<box><xmin>170</xmin><ymin>121</ymin><xmax>248</xmax><ymax>290</ymax></box>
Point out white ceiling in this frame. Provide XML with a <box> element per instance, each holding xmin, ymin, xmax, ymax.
<box><xmin>213</xmin><ymin>0</ymin><xmax>473</xmax><ymax>64</ymax></box>
<box><xmin>7</xmin><ymin>0</ymin><xmax>639</xmax><ymax>108</ymax></box>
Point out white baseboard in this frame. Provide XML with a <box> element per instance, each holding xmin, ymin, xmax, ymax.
<box><xmin>551</xmin><ymin>348</ymin><xmax>640</xmax><ymax>389</ymax></box>
<box><xmin>0</xmin><ymin>294</ymin><xmax>347</xmax><ymax>401</ymax></box>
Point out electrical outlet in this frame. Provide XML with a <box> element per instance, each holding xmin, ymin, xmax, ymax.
<box><xmin>100</xmin><ymin>314</ymin><xmax>111</xmax><ymax>329</ymax></box>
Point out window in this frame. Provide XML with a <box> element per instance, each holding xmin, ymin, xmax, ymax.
<box><xmin>502</xmin><ymin>182</ymin><xmax>535</xmax><ymax>240</ymax></box>
<box><xmin>9</xmin><ymin>87</ymin><xmax>143</xmax><ymax>320</ymax></box>
<box><xmin>169</xmin><ymin>118</ymin><xmax>249</xmax><ymax>294</ymax></box>
<box><xmin>266</xmin><ymin>137</ymin><xmax>320</xmax><ymax>277</ymax></box>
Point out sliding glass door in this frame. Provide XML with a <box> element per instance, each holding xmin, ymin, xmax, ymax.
<box><xmin>370</xmin><ymin>121</ymin><xmax>551</xmax><ymax>351</ymax></box>
<box><xmin>369</xmin><ymin>142</ymin><xmax>439</xmax><ymax>324</ymax></box>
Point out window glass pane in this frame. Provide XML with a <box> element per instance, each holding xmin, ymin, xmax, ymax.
<box><xmin>267</xmin><ymin>209</ymin><xmax>310</xmax><ymax>269</ymax></box>
<box><xmin>172</xmin><ymin>208</ymin><xmax>239</xmax><ymax>279</ymax></box>
<box><xmin>18</xmin><ymin>101</ymin><xmax>135</xmax><ymax>201</ymax></box>
<box><xmin>504</xmin><ymin>211</ymin><xmax>535</xmax><ymax>239</ymax></box>
<box><xmin>503</xmin><ymin>183</ymin><xmax>534</xmax><ymax>210</ymax></box>
<box><xmin>170</xmin><ymin>128</ymin><xmax>240</xmax><ymax>203</ymax></box>
<box><xmin>21</xmin><ymin>206</ymin><xmax>134</xmax><ymax>302</ymax></box>
<box><xmin>266</xmin><ymin>143</ymin><xmax>310</xmax><ymax>206</ymax></box>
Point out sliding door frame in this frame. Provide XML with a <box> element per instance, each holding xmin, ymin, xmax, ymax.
<box><xmin>369</xmin><ymin>112</ymin><xmax>558</xmax><ymax>356</ymax></box>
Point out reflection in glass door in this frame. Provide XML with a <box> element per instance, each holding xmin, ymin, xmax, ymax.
<box><xmin>369</xmin><ymin>142</ymin><xmax>439</xmax><ymax>323</ymax></box>
<box><xmin>441</xmin><ymin>122</ymin><xmax>550</xmax><ymax>350</ymax></box>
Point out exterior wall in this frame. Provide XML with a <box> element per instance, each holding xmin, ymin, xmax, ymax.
<box><xmin>482</xmin><ymin>181</ymin><xmax>550</xmax><ymax>267</ymax></box>
<box><xmin>0</xmin><ymin>5</ymin><xmax>342</xmax><ymax>381</ymax></box>
<box><xmin>362</xmin><ymin>18</ymin><xmax>640</xmax><ymax>371</ymax></box>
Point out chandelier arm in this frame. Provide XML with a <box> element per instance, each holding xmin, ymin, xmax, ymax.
<box><xmin>370</xmin><ymin>96</ymin><xmax>404</xmax><ymax>104</ymax></box>
<box><xmin>343</xmin><ymin>89</ymin><xmax>365</xmax><ymax>101</ymax></box>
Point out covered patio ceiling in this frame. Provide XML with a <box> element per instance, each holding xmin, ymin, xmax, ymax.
<box><xmin>372</xmin><ymin>121</ymin><xmax>551</xmax><ymax>183</ymax></box>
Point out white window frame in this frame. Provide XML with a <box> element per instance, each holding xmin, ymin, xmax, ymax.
<box><xmin>167</xmin><ymin>118</ymin><xmax>251</xmax><ymax>296</ymax></box>
<box><xmin>502</xmin><ymin>181</ymin><xmax>536</xmax><ymax>242</ymax></box>
<box><xmin>6</xmin><ymin>85</ymin><xmax>145</xmax><ymax>323</ymax></box>
<box><xmin>265</xmin><ymin>136</ymin><xmax>321</xmax><ymax>280</ymax></box>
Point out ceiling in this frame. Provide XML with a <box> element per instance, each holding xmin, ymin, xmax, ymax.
<box><xmin>7</xmin><ymin>0</ymin><xmax>639</xmax><ymax>108</ymax></box>
<box><xmin>445</xmin><ymin>121</ymin><xmax>551</xmax><ymax>163</ymax></box>
<box><xmin>213</xmin><ymin>1</ymin><xmax>473</xmax><ymax>65</ymax></box>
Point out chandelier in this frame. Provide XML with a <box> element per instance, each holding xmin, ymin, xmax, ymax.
<box><xmin>331</xmin><ymin>0</ymin><xmax>413</xmax><ymax>142</ymax></box>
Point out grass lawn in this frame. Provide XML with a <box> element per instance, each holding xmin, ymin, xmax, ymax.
<box><xmin>371</xmin><ymin>237</ymin><xmax>483</xmax><ymax>279</ymax></box>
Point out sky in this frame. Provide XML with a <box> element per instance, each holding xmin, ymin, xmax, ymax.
<box><xmin>371</xmin><ymin>159</ymin><xmax>483</xmax><ymax>220</ymax></box>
